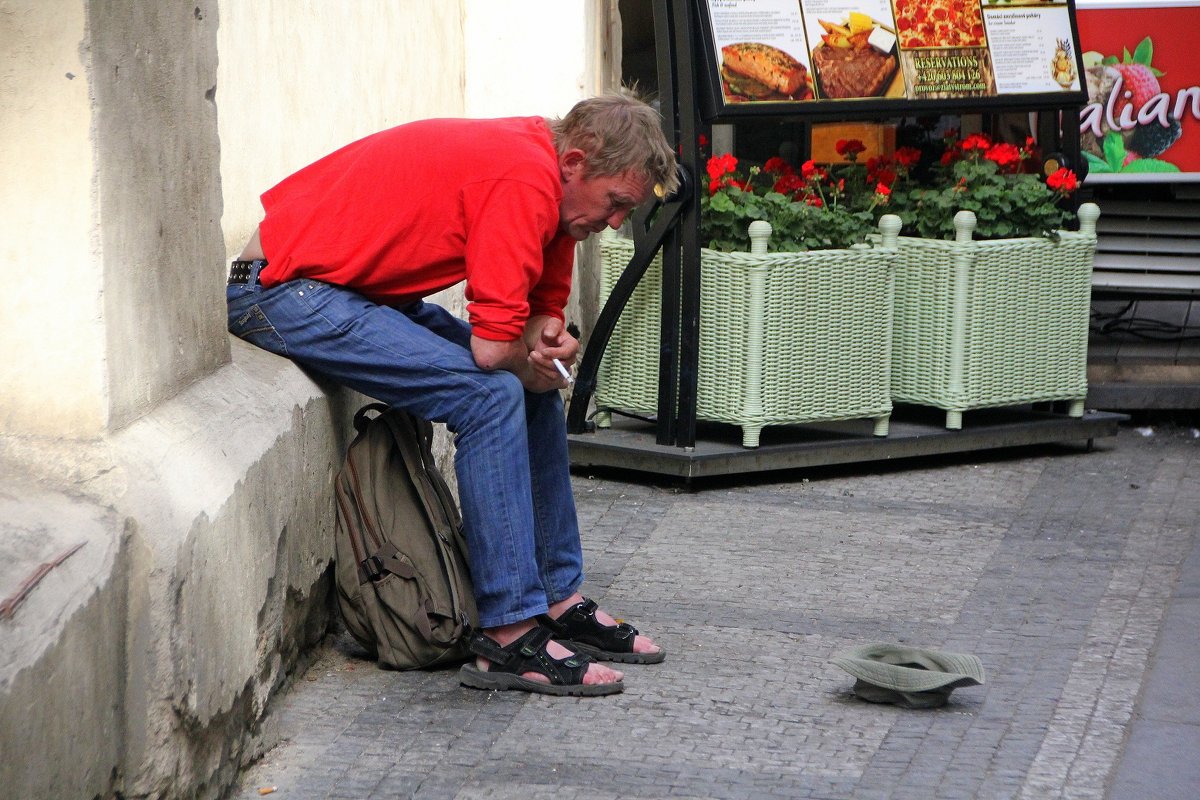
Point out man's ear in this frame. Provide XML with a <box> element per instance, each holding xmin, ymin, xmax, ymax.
<box><xmin>559</xmin><ymin>148</ymin><xmax>587</xmax><ymax>181</ymax></box>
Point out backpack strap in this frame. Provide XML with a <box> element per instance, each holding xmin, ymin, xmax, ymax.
<box><xmin>352</xmin><ymin>402</ymin><xmax>390</xmax><ymax>435</ymax></box>
<box><xmin>377</xmin><ymin>408</ymin><xmax>472</xmax><ymax>645</ymax></box>
<box><xmin>357</xmin><ymin>541</ymin><xmax>416</xmax><ymax>583</ymax></box>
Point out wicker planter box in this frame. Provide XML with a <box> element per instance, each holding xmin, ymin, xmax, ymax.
<box><xmin>890</xmin><ymin>202</ymin><xmax>1100</xmax><ymax>429</ymax></box>
<box><xmin>596</xmin><ymin>216</ymin><xmax>901</xmax><ymax>447</ymax></box>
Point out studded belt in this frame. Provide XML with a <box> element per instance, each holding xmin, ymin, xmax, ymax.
<box><xmin>228</xmin><ymin>259</ymin><xmax>268</xmax><ymax>285</ymax></box>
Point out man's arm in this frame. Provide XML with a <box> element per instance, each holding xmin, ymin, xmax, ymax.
<box><xmin>469</xmin><ymin>315</ymin><xmax>578</xmax><ymax>393</ymax></box>
<box><xmin>469</xmin><ymin>335</ymin><xmax>559</xmax><ymax>394</ymax></box>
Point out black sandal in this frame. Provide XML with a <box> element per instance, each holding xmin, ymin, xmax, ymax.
<box><xmin>458</xmin><ymin>625</ymin><xmax>623</xmax><ymax>696</ymax></box>
<box><xmin>537</xmin><ymin>598</ymin><xmax>666</xmax><ymax>664</ymax></box>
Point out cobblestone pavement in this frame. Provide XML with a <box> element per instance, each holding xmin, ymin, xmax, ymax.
<box><xmin>233</xmin><ymin>421</ymin><xmax>1199</xmax><ymax>800</ymax></box>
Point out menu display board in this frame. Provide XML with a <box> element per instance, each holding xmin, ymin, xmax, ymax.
<box><xmin>698</xmin><ymin>0</ymin><xmax>1087</xmax><ymax>116</ymax></box>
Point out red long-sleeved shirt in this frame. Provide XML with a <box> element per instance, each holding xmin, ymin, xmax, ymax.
<box><xmin>257</xmin><ymin>116</ymin><xmax>575</xmax><ymax>341</ymax></box>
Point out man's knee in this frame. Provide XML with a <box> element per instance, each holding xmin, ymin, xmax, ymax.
<box><xmin>446</xmin><ymin>369</ymin><xmax>526</xmax><ymax>433</ymax></box>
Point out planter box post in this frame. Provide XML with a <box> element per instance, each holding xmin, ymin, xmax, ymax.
<box><xmin>740</xmin><ymin>220</ymin><xmax>772</xmax><ymax>447</ymax></box>
<box><xmin>947</xmin><ymin>210</ymin><xmax>977</xmax><ymax>430</ymax></box>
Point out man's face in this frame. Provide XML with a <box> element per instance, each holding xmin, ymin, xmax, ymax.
<box><xmin>558</xmin><ymin>150</ymin><xmax>653</xmax><ymax>241</ymax></box>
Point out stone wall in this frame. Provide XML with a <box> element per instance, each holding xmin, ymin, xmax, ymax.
<box><xmin>0</xmin><ymin>1</ymin><xmax>618</xmax><ymax>797</ymax></box>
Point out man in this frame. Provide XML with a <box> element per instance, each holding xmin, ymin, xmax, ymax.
<box><xmin>227</xmin><ymin>92</ymin><xmax>679</xmax><ymax>696</ymax></box>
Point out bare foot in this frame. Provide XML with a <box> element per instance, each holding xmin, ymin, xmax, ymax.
<box><xmin>477</xmin><ymin>619</ymin><xmax>624</xmax><ymax>686</ymax></box>
<box><xmin>547</xmin><ymin>593</ymin><xmax>663</xmax><ymax>658</ymax></box>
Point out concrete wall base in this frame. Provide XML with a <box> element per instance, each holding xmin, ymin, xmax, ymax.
<box><xmin>0</xmin><ymin>339</ymin><xmax>356</xmax><ymax>799</ymax></box>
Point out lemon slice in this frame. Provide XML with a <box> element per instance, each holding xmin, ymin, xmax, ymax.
<box><xmin>849</xmin><ymin>11</ymin><xmax>874</xmax><ymax>34</ymax></box>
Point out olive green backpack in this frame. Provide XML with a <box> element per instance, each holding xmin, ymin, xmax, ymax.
<box><xmin>333</xmin><ymin>404</ymin><xmax>477</xmax><ymax>669</ymax></box>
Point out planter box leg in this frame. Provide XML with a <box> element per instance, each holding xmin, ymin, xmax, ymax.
<box><xmin>873</xmin><ymin>415</ymin><xmax>890</xmax><ymax>437</ymax></box>
<box><xmin>1068</xmin><ymin>399</ymin><xmax>1084</xmax><ymax>418</ymax></box>
<box><xmin>595</xmin><ymin>410</ymin><xmax>612</xmax><ymax>429</ymax></box>
<box><xmin>946</xmin><ymin>410</ymin><xmax>963</xmax><ymax>430</ymax></box>
<box><xmin>742</xmin><ymin>425</ymin><xmax>762</xmax><ymax>449</ymax></box>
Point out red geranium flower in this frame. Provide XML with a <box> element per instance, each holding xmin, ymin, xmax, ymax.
<box><xmin>707</xmin><ymin>153</ymin><xmax>738</xmax><ymax>183</ymax></box>
<box><xmin>1046</xmin><ymin>167</ymin><xmax>1078</xmax><ymax>194</ymax></box>
<box><xmin>984</xmin><ymin>142</ymin><xmax>1022</xmax><ymax>172</ymax></box>
<box><xmin>836</xmin><ymin>138</ymin><xmax>867</xmax><ymax>157</ymax></box>
<box><xmin>868</xmin><ymin>165</ymin><xmax>897</xmax><ymax>187</ymax></box>
<box><xmin>960</xmin><ymin>133</ymin><xmax>992</xmax><ymax>151</ymax></box>
<box><xmin>894</xmin><ymin>146</ymin><xmax>922</xmax><ymax>168</ymax></box>
<box><xmin>763</xmin><ymin>156</ymin><xmax>794</xmax><ymax>176</ymax></box>
<box><xmin>773</xmin><ymin>173</ymin><xmax>805</xmax><ymax>196</ymax></box>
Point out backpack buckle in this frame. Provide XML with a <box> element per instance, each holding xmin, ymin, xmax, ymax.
<box><xmin>361</xmin><ymin>555</ymin><xmax>385</xmax><ymax>581</ymax></box>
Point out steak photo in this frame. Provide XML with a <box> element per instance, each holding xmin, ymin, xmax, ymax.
<box><xmin>813</xmin><ymin>45</ymin><xmax>897</xmax><ymax>98</ymax></box>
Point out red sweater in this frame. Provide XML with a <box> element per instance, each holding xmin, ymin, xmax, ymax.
<box><xmin>257</xmin><ymin>117</ymin><xmax>575</xmax><ymax>341</ymax></box>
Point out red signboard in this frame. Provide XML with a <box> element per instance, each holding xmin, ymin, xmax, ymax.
<box><xmin>1077</xmin><ymin>0</ymin><xmax>1200</xmax><ymax>182</ymax></box>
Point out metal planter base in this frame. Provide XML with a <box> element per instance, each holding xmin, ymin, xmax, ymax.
<box><xmin>567</xmin><ymin>404</ymin><xmax>1126</xmax><ymax>483</ymax></box>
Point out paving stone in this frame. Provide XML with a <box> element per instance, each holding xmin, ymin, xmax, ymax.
<box><xmin>231</xmin><ymin>424</ymin><xmax>1199</xmax><ymax>799</ymax></box>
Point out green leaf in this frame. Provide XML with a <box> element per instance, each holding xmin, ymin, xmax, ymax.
<box><xmin>1102</xmin><ymin>131</ymin><xmax>1127</xmax><ymax>172</ymax></box>
<box><xmin>1102</xmin><ymin>55</ymin><xmax>1119</xmax><ymax>66</ymax></box>
<box><xmin>1121</xmin><ymin>158</ymin><xmax>1181</xmax><ymax>174</ymax></box>
<box><xmin>709</xmin><ymin>192</ymin><xmax>735</xmax><ymax>212</ymax></box>
<box><xmin>1132</xmin><ymin>37</ymin><xmax>1153</xmax><ymax>67</ymax></box>
<box><xmin>1084</xmin><ymin>152</ymin><xmax>1113</xmax><ymax>173</ymax></box>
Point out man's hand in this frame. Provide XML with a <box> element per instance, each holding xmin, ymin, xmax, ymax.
<box><xmin>525</xmin><ymin>315</ymin><xmax>578</xmax><ymax>388</ymax></box>
<box><xmin>469</xmin><ymin>315</ymin><xmax>578</xmax><ymax>393</ymax></box>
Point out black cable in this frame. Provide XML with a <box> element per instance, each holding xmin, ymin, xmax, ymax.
<box><xmin>1090</xmin><ymin>302</ymin><xmax>1200</xmax><ymax>342</ymax></box>
<box><xmin>588</xmin><ymin>407</ymin><xmax>658</xmax><ymax>425</ymax></box>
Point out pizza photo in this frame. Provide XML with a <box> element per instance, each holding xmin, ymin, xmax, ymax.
<box><xmin>892</xmin><ymin>0</ymin><xmax>986</xmax><ymax>48</ymax></box>
<box><xmin>720</xmin><ymin>42</ymin><xmax>814</xmax><ymax>102</ymax></box>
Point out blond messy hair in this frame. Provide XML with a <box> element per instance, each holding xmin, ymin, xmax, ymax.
<box><xmin>550</xmin><ymin>90</ymin><xmax>680</xmax><ymax>198</ymax></box>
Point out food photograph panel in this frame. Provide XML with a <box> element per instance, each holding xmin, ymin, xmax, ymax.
<box><xmin>708</xmin><ymin>0</ymin><xmax>816</xmax><ymax>103</ymax></box>
<box><xmin>696</xmin><ymin>0</ymin><xmax>1087</xmax><ymax>115</ymax></box>
<box><xmin>802</xmin><ymin>0</ymin><xmax>905</xmax><ymax>99</ymax></box>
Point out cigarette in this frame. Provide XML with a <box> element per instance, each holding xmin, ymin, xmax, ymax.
<box><xmin>552</xmin><ymin>358</ymin><xmax>574</xmax><ymax>384</ymax></box>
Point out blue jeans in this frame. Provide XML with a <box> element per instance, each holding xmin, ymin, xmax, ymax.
<box><xmin>227</xmin><ymin>276</ymin><xmax>584</xmax><ymax>628</ymax></box>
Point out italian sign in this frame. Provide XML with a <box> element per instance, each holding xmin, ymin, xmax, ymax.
<box><xmin>1076</xmin><ymin>0</ymin><xmax>1200</xmax><ymax>182</ymax></box>
<box><xmin>704</xmin><ymin>0</ymin><xmax>1083</xmax><ymax>105</ymax></box>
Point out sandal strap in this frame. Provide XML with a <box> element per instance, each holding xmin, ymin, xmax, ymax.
<box><xmin>466</xmin><ymin>625</ymin><xmax>592</xmax><ymax>685</ymax></box>
<box><xmin>537</xmin><ymin>598</ymin><xmax>639</xmax><ymax>652</ymax></box>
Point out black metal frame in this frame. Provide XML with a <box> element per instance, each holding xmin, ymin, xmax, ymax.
<box><xmin>567</xmin><ymin>0</ymin><xmax>1088</xmax><ymax>449</ymax></box>
<box><xmin>569</xmin><ymin>0</ymin><xmax>705</xmax><ymax>446</ymax></box>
